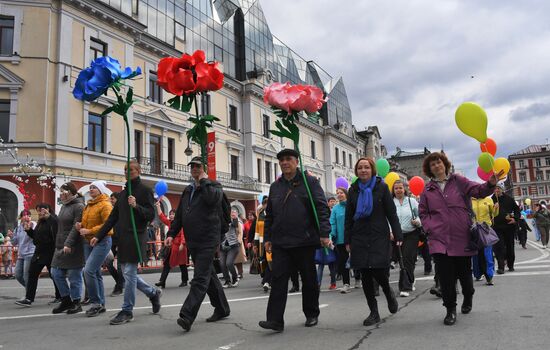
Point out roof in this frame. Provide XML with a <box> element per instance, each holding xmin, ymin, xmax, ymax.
<box><xmin>391</xmin><ymin>147</ymin><xmax>431</xmax><ymax>158</ymax></box>
<box><xmin>510</xmin><ymin>144</ymin><xmax>550</xmax><ymax>156</ymax></box>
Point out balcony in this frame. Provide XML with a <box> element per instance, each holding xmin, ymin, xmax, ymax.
<box><xmin>137</xmin><ymin>157</ymin><xmax>261</xmax><ymax>192</ymax></box>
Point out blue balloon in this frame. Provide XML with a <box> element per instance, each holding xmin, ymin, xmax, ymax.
<box><xmin>155</xmin><ymin>180</ymin><xmax>168</xmax><ymax>197</ymax></box>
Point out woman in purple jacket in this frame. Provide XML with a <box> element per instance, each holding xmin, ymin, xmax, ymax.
<box><xmin>418</xmin><ymin>152</ymin><xmax>499</xmax><ymax>326</ymax></box>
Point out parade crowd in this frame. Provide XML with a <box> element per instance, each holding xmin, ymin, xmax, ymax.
<box><xmin>2</xmin><ymin>150</ymin><xmax>550</xmax><ymax>331</ymax></box>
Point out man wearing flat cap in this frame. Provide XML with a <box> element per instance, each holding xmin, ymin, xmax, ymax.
<box><xmin>165</xmin><ymin>156</ymin><xmax>230</xmax><ymax>332</ymax></box>
<box><xmin>259</xmin><ymin>149</ymin><xmax>331</xmax><ymax>332</ymax></box>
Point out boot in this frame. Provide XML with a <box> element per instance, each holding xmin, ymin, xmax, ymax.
<box><xmin>430</xmin><ymin>279</ymin><xmax>442</xmax><ymax>298</ymax></box>
<box><xmin>384</xmin><ymin>288</ymin><xmax>398</xmax><ymax>314</ymax></box>
<box><xmin>67</xmin><ymin>299</ymin><xmax>82</xmax><ymax>314</ymax></box>
<box><xmin>52</xmin><ymin>296</ymin><xmax>73</xmax><ymax>314</ymax></box>
<box><xmin>461</xmin><ymin>295</ymin><xmax>472</xmax><ymax>314</ymax></box>
<box><xmin>444</xmin><ymin>307</ymin><xmax>457</xmax><ymax>325</ymax></box>
<box><xmin>364</xmin><ymin>299</ymin><xmax>381</xmax><ymax>326</ymax></box>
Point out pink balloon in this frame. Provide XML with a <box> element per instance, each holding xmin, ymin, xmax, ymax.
<box><xmin>477</xmin><ymin>166</ymin><xmax>494</xmax><ymax>181</ymax></box>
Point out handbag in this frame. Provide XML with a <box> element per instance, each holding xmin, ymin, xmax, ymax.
<box><xmin>407</xmin><ymin>196</ymin><xmax>427</xmax><ymax>240</ymax></box>
<box><xmin>314</xmin><ymin>247</ymin><xmax>337</xmax><ymax>265</ymax></box>
<box><xmin>462</xmin><ymin>195</ymin><xmax>499</xmax><ymax>251</ymax></box>
<box><xmin>249</xmin><ymin>254</ymin><xmax>261</xmax><ymax>275</ymax></box>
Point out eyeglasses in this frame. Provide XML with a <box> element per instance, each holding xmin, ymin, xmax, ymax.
<box><xmin>190</xmin><ymin>163</ymin><xmax>202</xmax><ymax>169</ymax></box>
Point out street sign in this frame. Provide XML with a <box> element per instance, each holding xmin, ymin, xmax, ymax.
<box><xmin>207</xmin><ymin>131</ymin><xmax>216</xmax><ymax>180</ymax></box>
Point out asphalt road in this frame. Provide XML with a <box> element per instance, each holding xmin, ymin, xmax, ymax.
<box><xmin>1</xmin><ymin>237</ymin><xmax>549</xmax><ymax>350</ymax></box>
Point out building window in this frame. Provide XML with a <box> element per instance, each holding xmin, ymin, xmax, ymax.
<box><xmin>335</xmin><ymin>147</ymin><xmax>339</xmax><ymax>164</ymax></box>
<box><xmin>349</xmin><ymin>154</ymin><xmax>353</xmax><ymax>168</ymax></box>
<box><xmin>265</xmin><ymin>161</ymin><xmax>272</xmax><ymax>184</ymax></box>
<box><xmin>311</xmin><ymin>140</ymin><xmax>316</xmax><ymax>159</ymax></box>
<box><xmin>0</xmin><ymin>15</ymin><xmax>14</xmax><ymax>56</ymax></box>
<box><xmin>90</xmin><ymin>38</ymin><xmax>107</xmax><ymax>60</ymax></box>
<box><xmin>519</xmin><ymin>159</ymin><xmax>525</xmax><ymax>168</ymax></box>
<box><xmin>274</xmin><ymin>163</ymin><xmax>279</xmax><ymax>180</ymax></box>
<box><xmin>519</xmin><ymin>172</ymin><xmax>527</xmax><ymax>182</ymax></box>
<box><xmin>149</xmin><ymin>71</ymin><xmax>163</xmax><ymax>104</ymax></box>
<box><xmin>521</xmin><ymin>187</ymin><xmax>528</xmax><ymax>196</ymax></box>
<box><xmin>546</xmin><ymin>170</ymin><xmax>550</xmax><ymax>180</ymax></box>
<box><xmin>536</xmin><ymin>171</ymin><xmax>543</xmax><ymax>181</ymax></box>
<box><xmin>149</xmin><ymin>134</ymin><xmax>161</xmax><ymax>174</ymax></box>
<box><xmin>88</xmin><ymin>113</ymin><xmax>105</xmax><ymax>153</ymax></box>
<box><xmin>168</xmin><ymin>138</ymin><xmax>175</xmax><ymax>170</ymax></box>
<box><xmin>134</xmin><ymin>130</ymin><xmax>142</xmax><ymax>161</ymax></box>
<box><xmin>230</xmin><ymin>155</ymin><xmax>239</xmax><ymax>180</ymax></box>
<box><xmin>262</xmin><ymin>114</ymin><xmax>270</xmax><ymax>138</ymax></box>
<box><xmin>342</xmin><ymin>150</ymin><xmax>346</xmax><ymax>167</ymax></box>
<box><xmin>201</xmin><ymin>93</ymin><xmax>211</xmax><ymax>115</ymax></box>
<box><xmin>229</xmin><ymin>105</ymin><xmax>238</xmax><ymax>131</ymax></box>
<box><xmin>539</xmin><ymin>186</ymin><xmax>546</xmax><ymax>196</ymax></box>
<box><xmin>0</xmin><ymin>100</ymin><xmax>9</xmax><ymax>142</ymax></box>
<box><xmin>257</xmin><ymin>158</ymin><xmax>262</xmax><ymax>182</ymax></box>
<box><xmin>536</xmin><ymin>158</ymin><xmax>542</xmax><ymax>167</ymax></box>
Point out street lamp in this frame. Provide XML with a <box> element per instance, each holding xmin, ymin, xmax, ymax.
<box><xmin>184</xmin><ymin>139</ymin><xmax>193</xmax><ymax>157</ymax></box>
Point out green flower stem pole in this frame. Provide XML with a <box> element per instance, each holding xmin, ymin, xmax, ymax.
<box><xmin>193</xmin><ymin>94</ymin><xmax>208</xmax><ymax>172</ymax></box>
<box><xmin>113</xmin><ymin>87</ymin><xmax>143</xmax><ymax>263</ymax></box>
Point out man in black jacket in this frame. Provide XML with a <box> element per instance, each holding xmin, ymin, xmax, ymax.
<box><xmin>166</xmin><ymin>156</ymin><xmax>230</xmax><ymax>332</ymax></box>
<box><xmin>95</xmin><ymin>160</ymin><xmax>161</xmax><ymax>325</ymax></box>
<box><xmin>492</xmin><ymin>182</ymin><xmax>521</xmax><ymax>274</ymax></box>
<box><xmin>259</xmin><ymin>149</ymin><xmax>331</xmax><ymax>332</ymax></box>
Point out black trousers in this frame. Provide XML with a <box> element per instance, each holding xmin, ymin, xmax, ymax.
<box><xmin>110</xmin><ymin>243</ymin><xmax>124</xmax><ymax>289</ymax></box>
<box><xmin>180</xmin><ymin>246</ymin><xmax>229</xmax><ymax>323</ymax></box>
<box><xmin>360</xmin><ymin>268</ymin><xmax>393</xmax><ymax>312</ymax></box>
<box><xmin>336</xmin><ymin>244</ymin><xmax>350</xmax><ymax>285</ymax></box>
<box><xmin>494</xmin><ymin>227</ymin><xmax>516</xmax><ymax>270</ymax></box>
<box><xmin>261</xmin><ymin>262</ymin><xmax>272</xmax><ymax>285</ymax></box>
<box><xmin>419</xmin><ymin>243</ymin><xmax>432</xmax><ymax>273</ymax></box>
<box><xmin>266</xmin><ymin>246</ymin><xmax>319</xmax><ymax>325</ymax></box>
<box><xmin>432</xmin><ymin>254</ymin><xmax>474</xmax><ymax>309</ymax></box>
<box><xmin>26</xmin><ymin>259</ymin><xmax>60</xmax><ymax>302</ymax></box>
<box><xmin>159</xmin><ymin>259</ymin><xmax>188</xmax><ymax>284</ymax></box>
<box><xmin>290</xmin><ymin>268</ymin><xmax>299</xmax><ymax>289</ymax></box>
<box><xmin>399</xmin><ymin>231</ymin><xmax>419</xmax><ymax>291</ymax></box>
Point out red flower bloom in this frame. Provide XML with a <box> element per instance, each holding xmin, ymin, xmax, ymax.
<box><xmin>157</xmin><ymin>50</ymin><xmax>224</xmax><ymax>96</ymax></box>
<box><xmin>264</xmin><ymin>82</ymin><xmax>326</xmax><ymax>115</ymax></box>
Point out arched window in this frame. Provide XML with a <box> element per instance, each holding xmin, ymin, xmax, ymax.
<box><xmin>0</xmin><ymin>188</ymin><xmax>18</xmax><ymax>233</ymax></box>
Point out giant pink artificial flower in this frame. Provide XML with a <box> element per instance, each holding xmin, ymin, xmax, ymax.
<box><xmin>264</xmin><ymin>82</ymin><xmax>326</xmax><ymax>115</ymax></box>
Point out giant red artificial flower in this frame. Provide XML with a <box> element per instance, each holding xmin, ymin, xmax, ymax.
<box><xmin>264</xmin><ymin>82</ymin><xmax>326</xmax><ymax>115</ymax></box>
<box><xmin>157</xmin><ymin>50</ymin><xmax>223</xmax><ymax>96</ymax></box>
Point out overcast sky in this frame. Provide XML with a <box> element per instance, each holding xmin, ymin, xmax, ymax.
<box><xmin>261</xmin><ymin>0</ymin><xmax>550</xmax><ymax>179</ymax></box>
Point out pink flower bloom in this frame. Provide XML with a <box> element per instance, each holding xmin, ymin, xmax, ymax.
<box><xmin>264</xmin><ymin>82</ymin><xmax>326</xmax><ymax>115</ymax></box>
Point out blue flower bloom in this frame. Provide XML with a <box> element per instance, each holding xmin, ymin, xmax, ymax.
<box><xmin>73</xmin><ymin>56</ymin><xmax>141</xmax><ymax>102</ymax></box>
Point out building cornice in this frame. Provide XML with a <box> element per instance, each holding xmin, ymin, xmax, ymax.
<box><xmin>0</xmin><ymin>64</ymin><xmax>25</xmax><ymax>90</ymax></box>
<box><xmin>64</xmin><ymin>0</ymin><xmax>147</xmax><ymax>35</ymax></box>
<box><xmin>135</xmin><ymin>33</ymin><xmax>181</xmax><ymax>58</ymax></box>
<box><xmin>134</xmin><ymin>111</ymin><xmax>187</xmax><ymax>134</ymax></box>
<box><xmin>323</xmin><ymin>126</ymin><xmax>356</xmax><ymax>147</ymax></box>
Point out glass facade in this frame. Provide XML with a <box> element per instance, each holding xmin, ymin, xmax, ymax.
<box><xmin>99</xmin><ymin>0</ymin><xmax>353</xmax><ymax>127</ymax></box>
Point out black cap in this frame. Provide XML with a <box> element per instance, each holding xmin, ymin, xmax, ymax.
<box><xmin>276</xmin><ymin>148</ymin><xmax>299</xmax><ymax>160</ymax></box>
<box><xmin>187</xmin><ymin>156</ymin><xmax>203</xmax><ymax>166</ymax></box>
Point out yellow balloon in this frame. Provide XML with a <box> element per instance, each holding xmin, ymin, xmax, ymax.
<box><xmin>493</xmin><ymin>157</ymin><xmax>510</xmax><ymax>179</ymax></box>
<box><xmin>385</xmin><ymin>172</ymin><xmax>400</xmax><ymax>192</ymax></box>
<box><xmin>525</xmin><ymin>198</ymin><xmax>532</xmax><ymax>206</ymax></box>
<box><xmin>455</xmin><ymin>102</ymin><xmax>488</xmax><ymax>143</ymax></box>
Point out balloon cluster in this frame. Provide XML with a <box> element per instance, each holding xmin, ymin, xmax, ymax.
<box><xmin>455</xmin><ymin>102</ymin><xmax>510</xmax><ymax>181</ymax></box>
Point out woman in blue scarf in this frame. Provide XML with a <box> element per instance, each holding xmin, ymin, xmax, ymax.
<box><xmin>344</xmin><ymin>157</ymin><xmax>403</xmax><ymax>326</ymax></box>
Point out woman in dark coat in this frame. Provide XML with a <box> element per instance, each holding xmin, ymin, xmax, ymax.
<box><xmin>345</xmin><ymin>157</ymin><xmax>403</xmax><ymax>326</ymax></box>
<box><xmin>419</xmin><ymin>152</ymin><xmax>499</xmax><ymax>326</ymax></box>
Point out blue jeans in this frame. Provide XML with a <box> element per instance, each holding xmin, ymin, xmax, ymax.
<box><xmin>317</xmin><ymin>262</ymin><xmax>337</xmax><ymax>286</ymax></box>
<box><xmin>121</xmin><ymin>263</ymin><xmax>156</xmax><ymax>312</ymax></box>
<box><xmin>52</xmin><ymin>267</ymin><xmax>83</xmax><ymax>301</ymax></box>
<box><xmin>15</xmin><ymin>256</ymin><xmax>32</xmax><ymax>287</ymax></box>
<box><xmin>84</xmin><ymin>237</ymin><xmax>112</xmax><ymax>306</ymax></box>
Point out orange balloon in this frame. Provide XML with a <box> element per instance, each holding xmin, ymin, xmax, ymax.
<box><xmin>480</xmin><ymin>138</ymin><xmax>497</xmax><ymax>156</ymax></box>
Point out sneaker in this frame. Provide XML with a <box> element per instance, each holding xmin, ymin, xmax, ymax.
<box><xmin>399</xmin><ymin>291</ymin><xmax>410</xmax><ymax>297</ymax></box>
<box><xmin>354</xmin><ymin>280</ymin><xmax>362</xmax><ymax>289</ymax></box>
<box><xmin>412</xmin><ymin>280</ymin><xmax>416</xmax><ymax>291</ymax></box>
<box><xmin>543</xmin><ymin>245</ymin><xmax>547</xmax><ymax>249</ymax></box>
<box><xmin>223</xmin><ymin>282</ymin><xmax>233</xmax><ymax>289</ymax></box>
<box><xmin>179</xmin><ymin>282</ymin><xmax>188</xmax><ymax>287</ymax></box>
<box><xmin>231</xmin><ymin>280</ymin><xmax>239</xmax><ymax>287</ymax></box>
<box><xmin>340</xmin><ymin>284</ymin><xmax>351</xmax><ymax>294</ymax></box>
<box><xmin>329</xmin><ymin>283</ymin><xmax>337</xmax><ymax>290</ymax></box>
<box><xmin>262</xmin><ymin>283</ymin><xmax>271</xmax><ymax>292</ymax></box>
<box><xmin>288</xmin><ymin>286</ymin><xmax>300</xmax><ymax>293</ymax></box>
<box><xmin>110</xmin><ymin>288</ymin><xmax>123</xmax><ymax>296</ymax></box>
<box><xmin>48</xmin><ymin>298</ymin><xmax>62</xmax><ymax>305</ymax></box>
<box><xmin>85</xmin><ymin>305</ymin><xmax>105</xmax><ymax>317</ymax></box>
<box><xmin>177</xmin><ymin>316</ymin><xmax>192</xmax><ymax>332</ymax></box>
<box><xmin>154</xmin><ymin>281</ymin><xmax>165</xmax><ymax>289</ymax></box>
<box><xmin>52</xmin><ymin>296</ymin><xmax>73</xmax><ymax>314</ymax></box>
<box><xmin>15</xmin><ymin>298</ymin><xmax>32</xmax><ymax>307</ymax></box>
<box><xmin>496</xmin><ymin>269</ymin><xmax>505</xmax><ymax>275</ymax></box>
<box><xmin>149</xmin><ymin>288</ymin><xmax>162</xmax><ymax>314</ymax></box>
<box><xmin>486</xmin><ymin>277</ymin><xmax>494</xmax><ymax>286</ymax></box>
<box><xmin>67</xmin><ymin>300</ymin><xmax>83</xmax><ymax>314</ymax></box>
<box><xmin>110</xmin><ymin>310</ymin><xmax>134</xmax><ymax>325</ymax></box>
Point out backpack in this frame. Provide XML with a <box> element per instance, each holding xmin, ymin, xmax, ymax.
<box><xmin>220</xmin><ymin>192</ymin><xmax>231</xmax><ymax>237</ymax></box>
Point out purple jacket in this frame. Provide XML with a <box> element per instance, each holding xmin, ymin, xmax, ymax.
<box><xmin>418</xmin><ymin>174</ymin><xmax>495</xmax><ymax>257</ymax></box>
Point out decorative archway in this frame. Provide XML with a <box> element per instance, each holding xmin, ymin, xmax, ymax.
<box><xmin>0</xmin><ymin>179</ymin><xmax>24</xmax><ymax>232</ymax></box>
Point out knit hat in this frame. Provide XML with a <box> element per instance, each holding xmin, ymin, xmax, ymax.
<box><xmin>90</xmin><ymin>180</ymin><xmax>109</xmax><ymax>194</ymax></box>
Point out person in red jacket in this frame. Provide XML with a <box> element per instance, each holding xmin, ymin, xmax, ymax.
<box><xmin>154</xmin><ymin>202</ymin><xmax>188</xmax><ymax>288</ymax></box>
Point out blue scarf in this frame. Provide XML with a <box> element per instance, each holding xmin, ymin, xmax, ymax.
<box><xmin>353</xmin><ymin>176</ymin><xmax>378</xmax><ymax>220</ymax></box>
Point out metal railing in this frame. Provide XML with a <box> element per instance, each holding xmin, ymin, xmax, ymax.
<box><xmin>138</xmin><ymin>157</ymin><xmax>261</xmax><ymax>191</ymax></box>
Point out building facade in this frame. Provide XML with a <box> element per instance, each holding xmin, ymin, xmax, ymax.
<box><xmin>508</xmin><ymin>144</ymin><xmax>550</xmax><ymax>206</ymax></box>
<box><xmin>0</xmin><ymin>0</ymin><xmax>359</xmax><ymax>230</ymax></box>
<box><xmin>389</xmin><ymin>147</ymin><xmax>431</xmax><ymax>181</ymax></box>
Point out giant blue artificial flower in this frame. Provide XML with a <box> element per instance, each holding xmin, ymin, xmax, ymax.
<box><xmin>73</xmin><ymin>56</ymin><xmax>141</xmax><ymax>102</ymax></box>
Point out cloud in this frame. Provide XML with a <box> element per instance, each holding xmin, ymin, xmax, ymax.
<box><xmin>260</xmin><ymin>0</ymin><xmax>550</xmax><ymax>179</ymax></box>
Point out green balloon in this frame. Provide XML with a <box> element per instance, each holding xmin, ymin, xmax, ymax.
<box><xmin>477</xmin><ymin>152</ymin><xmax>494</xmax><ymax>173</ymax></box>
<box><xmin>376</xmin><ymin>158</ymin><xmax>390</xmax><ymax>178</ymax></box>
<box><xmin>351</xmin><ymin>175</ymin><xmax>358</xmax><ymax>184</ymax></box>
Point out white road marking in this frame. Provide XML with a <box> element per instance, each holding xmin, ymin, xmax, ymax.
<box><xmin>216</xmin><ymin>340</ymin><xmax>245</xmax><ymax>350</ymax></box>
<box><xmin>514</xmin><ymin>264</ymin><xmax>550</xmax><ymax>270</ymax></box>
<box><xmin>515</xmin><ymin>241</ymin><xmax>550</xmax><ymax>264</ymax></box>
<box><xmin>319</xmin><ymin>304</ymin><xmax>329</xmax><ymax>308</ymax></box>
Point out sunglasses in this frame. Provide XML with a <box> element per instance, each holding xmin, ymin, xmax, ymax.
<box><xmin>190</xmin><ymin>163</ymin><xmax>203</xmax><ymax>169</ymax></box>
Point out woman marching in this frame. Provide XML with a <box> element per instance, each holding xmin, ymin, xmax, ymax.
<box><xmin>345</xmin><ymin>157</ymin><xmax>402</xmax><ymax>326</ymax></box>
<box><xmin>220</xmin><ymin>210</ymin><xmax>243</xmax><ymax>288</ymax></box>
<box><xmin>471</xmin><ymin>196</ymin><xmax>497</xmax><ymax>285</ymax></box>
<box><xmin>155</xmin><ymin>203</ymin><xmax>188</xmax><ymax>288</ymax></box>
<box><xmin>392</xmin><ymin>180</ymin><xmax>422</xmax><ymax>297</ymax></box>
<box><xmin>330</xmin><ymin>187</ymin><xmax>351</xmax><ymax>293</ymax></box>
<box><xmin>418</xmin><ymin>152</ymin><xmax>500</xmax><ymax>326</ymax></box>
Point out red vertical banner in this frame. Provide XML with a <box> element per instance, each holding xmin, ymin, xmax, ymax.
<box><xmin>207</xmin><ymin>131</ymin><xmax>216</xmax><ymax>180</ymax></box>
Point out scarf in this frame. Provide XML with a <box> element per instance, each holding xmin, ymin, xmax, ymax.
<box><xmin>353</xmin><ymin>176</ymin><xmax>378</xmax><ymax>220</ymax></box>
<box><xmin>61</xmin><ymin>194</ymin><xmax>77</xmax><ymax>205</ymax></box>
